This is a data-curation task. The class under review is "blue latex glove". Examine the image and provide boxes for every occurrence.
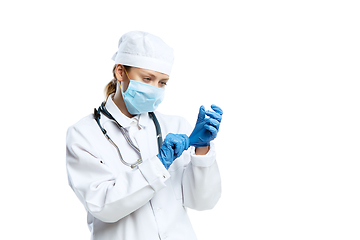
[189,104,223,147]
[157,133,189,169]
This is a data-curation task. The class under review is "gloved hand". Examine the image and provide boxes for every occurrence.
[157,133,190,169]
[189,104,223,147]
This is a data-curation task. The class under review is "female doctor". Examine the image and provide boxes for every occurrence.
[66,31,223,240]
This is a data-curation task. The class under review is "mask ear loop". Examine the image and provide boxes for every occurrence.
[118,67,131,92]
[117,80,123,92]
[124,68,131,79]
[118,68,131,92]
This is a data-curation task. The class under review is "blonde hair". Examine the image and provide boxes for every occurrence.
[104,65,131,100]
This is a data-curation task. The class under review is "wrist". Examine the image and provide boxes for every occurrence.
[195,145,210,155]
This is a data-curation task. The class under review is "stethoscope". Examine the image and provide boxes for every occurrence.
[94,102,163,169]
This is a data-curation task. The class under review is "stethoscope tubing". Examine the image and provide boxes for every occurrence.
[94,102,162,169]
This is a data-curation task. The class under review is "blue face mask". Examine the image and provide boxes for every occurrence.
[119,79,165,115]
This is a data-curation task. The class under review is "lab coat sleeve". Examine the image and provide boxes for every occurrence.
[182,142,221,210]
[66,125,170,223]
[175,115,221,211]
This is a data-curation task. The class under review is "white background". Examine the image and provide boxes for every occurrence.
[1,0,359,239]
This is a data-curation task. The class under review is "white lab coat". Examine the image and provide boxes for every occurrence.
[66,95,221,240]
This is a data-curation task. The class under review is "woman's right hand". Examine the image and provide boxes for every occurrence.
[157,133,189,169]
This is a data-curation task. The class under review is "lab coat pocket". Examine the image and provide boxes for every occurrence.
[169,158,184,200]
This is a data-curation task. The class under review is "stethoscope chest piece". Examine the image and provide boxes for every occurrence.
[131,159,143,169]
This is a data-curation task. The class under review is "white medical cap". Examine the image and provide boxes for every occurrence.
[112,31,174,75]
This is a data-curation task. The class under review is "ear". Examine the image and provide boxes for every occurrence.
[115,64,125,81]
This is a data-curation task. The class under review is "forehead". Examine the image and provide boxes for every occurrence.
[130,67,169,79]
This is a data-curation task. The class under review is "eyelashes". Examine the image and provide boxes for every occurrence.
[143,77,168,87]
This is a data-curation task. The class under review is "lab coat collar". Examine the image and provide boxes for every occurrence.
[105,94,152,129]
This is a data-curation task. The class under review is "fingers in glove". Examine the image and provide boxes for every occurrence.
[178,134,190,150]
[210,104,223,116]
[205,110,222,122]
[173,139,183,158]
[205,118,220,130]
[196,105,206,122]
[174,134,189,158]
[204,124,218,136]
[157,143,174,169]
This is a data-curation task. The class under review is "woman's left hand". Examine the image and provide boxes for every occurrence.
[189,104,223,147]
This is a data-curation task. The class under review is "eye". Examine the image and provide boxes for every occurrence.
[159,81,167,87]
[143,77,151,82]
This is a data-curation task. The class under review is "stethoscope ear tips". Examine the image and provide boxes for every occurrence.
[94,108,101,119]
[94,107,107,135]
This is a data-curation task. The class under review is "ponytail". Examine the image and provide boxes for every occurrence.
[104,65,131,100]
